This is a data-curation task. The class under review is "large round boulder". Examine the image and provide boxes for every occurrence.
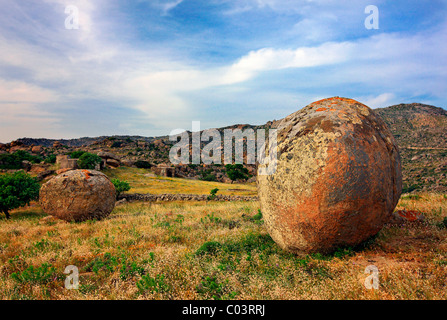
[257,97,402,254]
[40,170,116,222]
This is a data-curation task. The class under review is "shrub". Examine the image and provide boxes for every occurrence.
[134,160,152,169]
[0,171,41,219]
[77,152,102,169]
[225,164,249,181]
[136,274,169,294]
[207,188,219,200]
[11,263,58,284]
[0,153,21,169]
[44,154,57,164]
[14,150,43,164]
[0,151,42,169]
[201,174,217,182]
[68,150,86,159]
[252,209,262,221]
[195,241,222,256]
[111,179,131,198]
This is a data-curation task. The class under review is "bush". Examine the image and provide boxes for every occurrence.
[11,263,58,284]
[77,152,102,169]
[225,164,249,181]
[252,209,262,221]
[111,179,131,198]
[195,241,222,256]
[137,274,169,294]
[0,151,42,169]
[134,160,152,169]
[0,153,21,169]
[68,150,86,159]
[207,188,219,200]
[201,174,217,182]
[0,171,40,219]
[44,154,57,164]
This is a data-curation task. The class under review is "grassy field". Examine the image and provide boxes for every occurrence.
[0,191,446,300]
[103,167,257,196]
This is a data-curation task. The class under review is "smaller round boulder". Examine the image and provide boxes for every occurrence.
[40,170,116,222]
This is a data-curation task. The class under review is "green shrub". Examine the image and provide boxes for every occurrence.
[195,241,222,256]
[253,209,262,220]
[111,179,131,198]
[136,274,169,294]
[44,154,57,164]
[11,263,58,284]
[196,276,225,300]
[85,252,144,280]
[68,150,86,159]
[134,160,152,169]
[201,174,217,182]
[0,171,40,219]
[207,188,219,200]
[0,151,42,169]
[77,152,102,169]
[225,164,249,181]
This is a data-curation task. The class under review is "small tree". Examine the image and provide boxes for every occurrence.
[0,171,40,219]
[207,188,219,200]
[111,179,131,198]
[225,164,249,181]
[77,152,102,169]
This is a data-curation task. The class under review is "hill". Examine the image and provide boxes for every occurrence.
[374,103,447,148]
[374,103,447,193]
[5,102,447,193]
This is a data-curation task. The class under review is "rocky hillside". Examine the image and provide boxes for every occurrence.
[3,102,446,193]
[373,103,447,193]
[16,135,162,148]
[374,103,447,148]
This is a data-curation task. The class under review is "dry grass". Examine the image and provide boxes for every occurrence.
[103,167,257,196]
[0,193,446,300]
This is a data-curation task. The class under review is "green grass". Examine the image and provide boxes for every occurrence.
[103,167,257,196]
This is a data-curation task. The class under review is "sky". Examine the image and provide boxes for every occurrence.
[0,0,446,142]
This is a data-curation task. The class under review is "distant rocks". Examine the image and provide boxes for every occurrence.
[97,151,120,161]
[257,97,402,254]
[39,170,116,222]
[97,151,121,168]
[31,145,43,154]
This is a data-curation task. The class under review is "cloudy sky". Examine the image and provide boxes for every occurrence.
[0,0,446,142]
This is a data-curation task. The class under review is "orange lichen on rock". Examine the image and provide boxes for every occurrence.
[257,97,402,254]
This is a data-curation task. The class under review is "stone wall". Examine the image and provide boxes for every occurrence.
[118,193,258,202]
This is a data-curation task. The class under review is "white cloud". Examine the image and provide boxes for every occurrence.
[0,1,446,142]
[357,93,396,109]
[0,79,57,104]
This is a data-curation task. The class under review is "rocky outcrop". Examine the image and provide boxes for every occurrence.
[39,170,116,222]
[257,97,402,254]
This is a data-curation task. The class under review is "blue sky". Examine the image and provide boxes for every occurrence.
[0,0,446,142]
